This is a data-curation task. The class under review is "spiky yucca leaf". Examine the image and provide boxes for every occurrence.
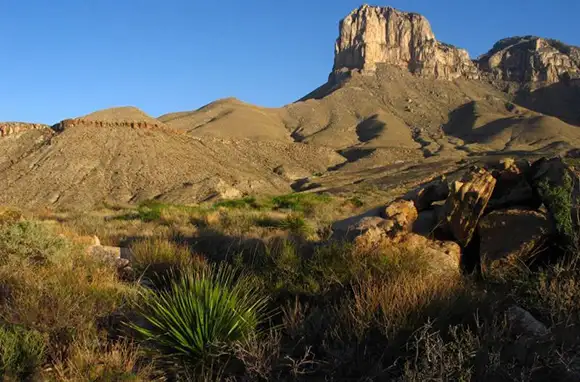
[129,264,269,365]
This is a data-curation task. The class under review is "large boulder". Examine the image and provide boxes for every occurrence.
[478,209,554,275]
[441,167,496,247]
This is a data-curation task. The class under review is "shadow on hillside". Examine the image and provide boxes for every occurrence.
[356,114,385,143]
[515,80,580,127]
[443,101,542,146]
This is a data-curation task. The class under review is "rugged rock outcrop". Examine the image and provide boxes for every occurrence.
[441,168,496,247]
[52,118,176,133]
[477,36,580,85]
[0,122,50,137]
[332,5,479,81]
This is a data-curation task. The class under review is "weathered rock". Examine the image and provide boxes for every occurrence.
[507,305,549,337]
[441,167,496,247]
[351,216,391,248]
[332,5,479,81]
[402,177,449,211]
[479,209,553,275]
[380,199,418,232]
[477,36,580,85]
[331,206,384,239]
[87,238,132,270]
[0,122,50,137]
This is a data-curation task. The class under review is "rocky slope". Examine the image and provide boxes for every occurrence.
[476,36,580,85]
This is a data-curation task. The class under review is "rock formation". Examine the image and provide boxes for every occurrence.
[332,156,578,275]
[477,36,580,85]
[0,122,50,137]
[52,118,176,133]
[332,4,479,81]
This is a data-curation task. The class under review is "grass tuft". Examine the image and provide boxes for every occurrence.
[128,263,270,369]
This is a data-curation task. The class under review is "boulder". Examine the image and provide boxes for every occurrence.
[331,206,384,239]
[87,236,132,270]
[352,216,391,249]
[380,199,418,232]
[441,167,496,247]
[507,305,549,337]
[479,209,553,275]
[391,233,461,273]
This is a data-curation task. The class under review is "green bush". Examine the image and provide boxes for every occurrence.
[129,264,270,368]
[213,197,260,210]
[0,326,46,379]
[136,200,167,222]
[537,175,577,252]
[271,193,331,215]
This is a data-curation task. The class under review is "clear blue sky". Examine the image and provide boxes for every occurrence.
[1,0,578,124]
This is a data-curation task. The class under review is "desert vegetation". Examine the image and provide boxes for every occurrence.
[1,172,580,381]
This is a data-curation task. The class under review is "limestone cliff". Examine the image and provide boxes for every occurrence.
[0,122,50,137]
[332,4,479,81]
[476,36,580,84]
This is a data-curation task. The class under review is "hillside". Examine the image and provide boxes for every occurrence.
[1,4,579,209]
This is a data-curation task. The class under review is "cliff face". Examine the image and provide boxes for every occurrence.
[0,122,50,137]
[332,5,479,80]
[477,36,580,84]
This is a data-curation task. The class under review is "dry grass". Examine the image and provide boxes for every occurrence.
[4,195,580,380]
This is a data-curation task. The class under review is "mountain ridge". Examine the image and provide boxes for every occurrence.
[1,4,579,209]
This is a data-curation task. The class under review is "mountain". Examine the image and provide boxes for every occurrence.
[1,4,579,209]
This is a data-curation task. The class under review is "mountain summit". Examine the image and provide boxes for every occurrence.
[332,5,479,81]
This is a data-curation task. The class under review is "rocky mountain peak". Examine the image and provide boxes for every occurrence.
[476,36,580,84]
[332,5,480,81]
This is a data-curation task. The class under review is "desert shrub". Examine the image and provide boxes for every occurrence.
[130,237,201,272]
[0,220,69,265]
[51,339,154,382]
[129,264,270,371]
[0,219,137,377]
[0,325,47,380]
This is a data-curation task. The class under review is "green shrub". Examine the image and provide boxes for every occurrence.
[129,264,270,368]
[271,193,331,215]
[0,326,46,379]
[213,197,260,210]
[136,200,167,222]
[537,175,577,252]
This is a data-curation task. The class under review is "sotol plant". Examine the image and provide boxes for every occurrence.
[128,264,270,367]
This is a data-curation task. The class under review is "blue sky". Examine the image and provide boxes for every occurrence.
[1,0,578,124]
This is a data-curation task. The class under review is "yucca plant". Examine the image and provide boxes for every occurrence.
[128,264,270,367]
